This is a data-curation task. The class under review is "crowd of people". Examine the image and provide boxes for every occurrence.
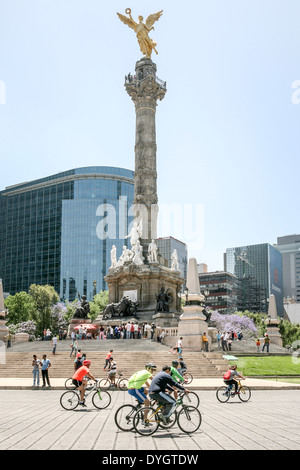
[216,330,271,353]
[217,330,244,351]
[69,322,157,341]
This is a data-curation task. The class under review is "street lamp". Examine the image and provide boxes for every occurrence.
[184,287,189,302]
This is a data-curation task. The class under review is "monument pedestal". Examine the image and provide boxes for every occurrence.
[266,320,283,347]
[177,258,214,351]
[0,316,9,343]
[178,297,212,351]
[265,294,283,347]
[105,263,183,324]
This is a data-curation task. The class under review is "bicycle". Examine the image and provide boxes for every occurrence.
[60,381,111,410]
[132,391,202,436]
[216,379,251,403]
[182,371,193,384]
[114,401,144,432]
[98,372,128,391]
[64,376,94,390]
[167,386,200,408]
[114,395,185,433]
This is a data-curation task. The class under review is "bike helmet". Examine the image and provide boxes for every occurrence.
[83,360,91,366]
[145,363,157,370]
[172,360,179,367]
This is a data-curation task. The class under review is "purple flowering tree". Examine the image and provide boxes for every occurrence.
[8,320,37,341]
[210,310,257,338]
[51,302,69,332]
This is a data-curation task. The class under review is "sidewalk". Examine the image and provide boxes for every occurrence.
[0,377,299,390]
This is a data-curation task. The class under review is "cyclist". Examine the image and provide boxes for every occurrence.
[169,360,185,400]
[178,356,187,375]
[223,364,245,395]
[72,359,98,406]
[149,365,189,423]
[170,360,184,382]
[128,363,157,405]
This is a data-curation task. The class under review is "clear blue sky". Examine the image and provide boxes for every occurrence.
[1,0,300,271]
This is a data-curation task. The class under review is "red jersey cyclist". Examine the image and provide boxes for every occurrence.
[72,359,98,406]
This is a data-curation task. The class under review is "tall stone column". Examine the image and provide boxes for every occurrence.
[125,58,166,260]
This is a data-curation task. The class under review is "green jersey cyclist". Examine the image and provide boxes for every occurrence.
[127,363,157,406]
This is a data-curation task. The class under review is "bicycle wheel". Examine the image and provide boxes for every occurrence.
[60,390,80,410]
[183,372,193,384]
[114,404,136,431]
[238,386,251,402]
[216,386,230,403]
[92,390,111,410]
[118,378,129,391]
[177,406,201,434]
[98,378,111,390]
[64,378,76,390]
[158,410,177,429]
[182,391,200,408]
[133,406,160,436]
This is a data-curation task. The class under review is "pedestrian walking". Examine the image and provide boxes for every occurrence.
[256,338,261,353]
[40,354,51,387]
[70,338,78,357]
[51,334,58,355]
[103,349,113,371]
[32,355,40,388]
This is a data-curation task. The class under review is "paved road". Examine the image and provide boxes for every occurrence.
[0,389,299,451]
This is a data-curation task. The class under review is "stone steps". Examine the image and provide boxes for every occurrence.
[0,349,225,379]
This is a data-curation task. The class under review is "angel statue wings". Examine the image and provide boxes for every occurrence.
[117,8,163,58]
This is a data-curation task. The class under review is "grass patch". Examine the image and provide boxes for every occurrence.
[229,356,300,376]
[265,378,300,384]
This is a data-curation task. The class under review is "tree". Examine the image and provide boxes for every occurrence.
[210,310,258,338]
[51,302,69,333]
[279,319,300,347]
[29,284,59,334]
[4,292,36,326]
[89,291,109,321]
[236,310,267,336]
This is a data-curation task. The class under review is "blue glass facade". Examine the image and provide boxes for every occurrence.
[0,167,134,300]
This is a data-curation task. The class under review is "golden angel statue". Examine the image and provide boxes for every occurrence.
[117,8,163,58]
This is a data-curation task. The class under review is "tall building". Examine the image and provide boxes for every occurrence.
[156,236,188,283]
[0,166,134,300]
[199,271,240,314]
[225,243,284,316]
[197,263,208,274]
[275,234,300,303]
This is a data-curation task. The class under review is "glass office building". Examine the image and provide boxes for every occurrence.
[225,243,284,317]
[0,166,134,300]
[275,234,300,303]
